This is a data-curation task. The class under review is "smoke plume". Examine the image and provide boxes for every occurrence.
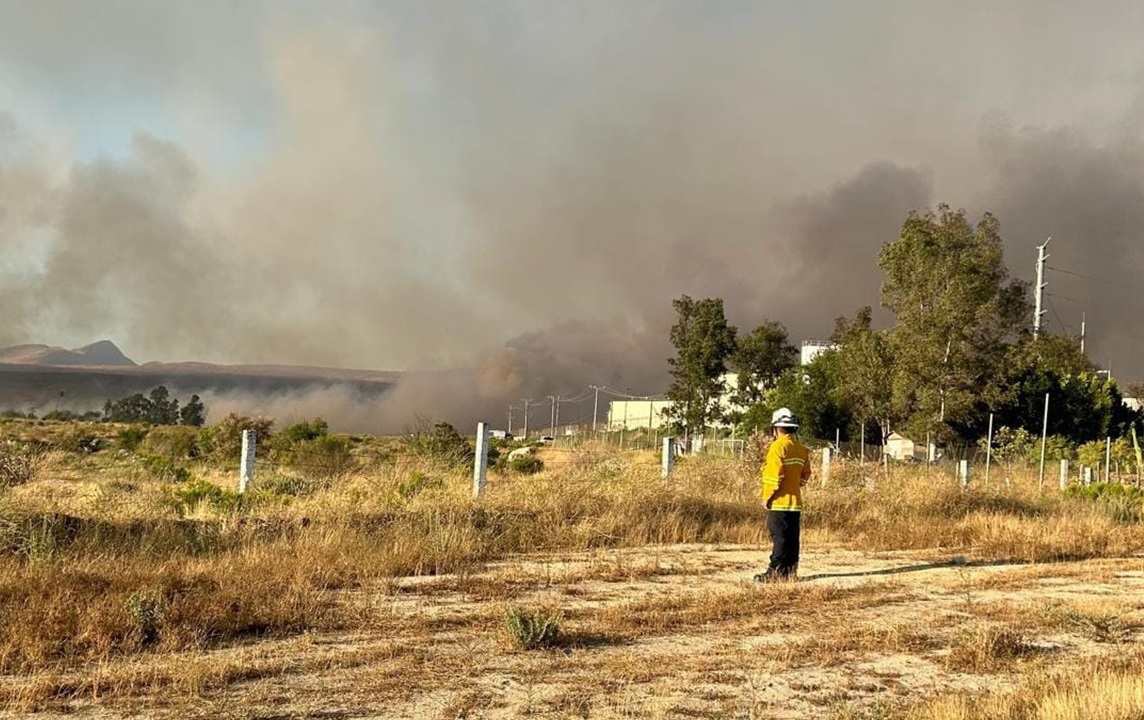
[2,1,1144,429]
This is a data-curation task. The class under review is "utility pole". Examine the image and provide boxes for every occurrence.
[554,396,561,436]
[1033,237,1050,339]
[548,396,556,436]
[507,406,514,435]
[1080,312,1086,353]
[590,385,601,433]
[520,398,532,439]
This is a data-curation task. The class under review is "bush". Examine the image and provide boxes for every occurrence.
[288,435,354,479]
[509,455,544,475]
[56,427,103,454]
[397,470,445,501]
[142,455,192,483]
[203,414,274,462]
[142,426,200,460]
[1065,482,1144,523]
[116,426,149,453]
[405,421,473,468]
[166,479,245,516]
[503,606,562,650]
[0,442,45,487]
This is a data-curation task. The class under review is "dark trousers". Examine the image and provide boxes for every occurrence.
[767,510,801,576]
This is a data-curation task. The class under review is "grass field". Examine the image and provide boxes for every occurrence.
[0,419,1141,718]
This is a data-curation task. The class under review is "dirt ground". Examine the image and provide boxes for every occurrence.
[5,544,1143,719]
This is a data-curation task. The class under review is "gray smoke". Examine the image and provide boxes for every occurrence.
[2,1,1144,430]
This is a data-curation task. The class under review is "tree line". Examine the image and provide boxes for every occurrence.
[665,204,1143,451]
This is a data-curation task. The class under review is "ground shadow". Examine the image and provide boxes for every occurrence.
[799,557,1037,581]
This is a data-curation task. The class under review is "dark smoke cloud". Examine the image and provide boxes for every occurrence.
[2,2,1144,430]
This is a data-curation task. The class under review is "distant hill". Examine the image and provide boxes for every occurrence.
[0,341,400,423]
[0,341,136,367]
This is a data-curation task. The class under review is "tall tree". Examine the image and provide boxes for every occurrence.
[879,206,1030,440]
[829,306,894,439]
[179,395,207,427]
[665,295,737,437]
[731,320,798,406]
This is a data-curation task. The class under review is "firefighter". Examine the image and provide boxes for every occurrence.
[754,407,810,582]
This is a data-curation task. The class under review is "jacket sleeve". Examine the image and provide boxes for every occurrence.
[801,449,812,483]
[761,442,783,503]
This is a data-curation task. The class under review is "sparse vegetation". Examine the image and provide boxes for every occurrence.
[0,417,1140,716]
[503,606,563,650]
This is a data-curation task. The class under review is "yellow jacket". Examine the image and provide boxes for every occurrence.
[761,433,810,511]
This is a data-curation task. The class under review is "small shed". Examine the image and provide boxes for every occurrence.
[885,432,922,461]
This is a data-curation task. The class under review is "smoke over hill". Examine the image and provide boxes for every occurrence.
[1,2,1143,430]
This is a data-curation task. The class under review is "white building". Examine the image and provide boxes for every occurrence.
[801,340,836,366]
[606,373,754,431]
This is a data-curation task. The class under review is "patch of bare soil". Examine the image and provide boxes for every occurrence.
[5,545,1143,719]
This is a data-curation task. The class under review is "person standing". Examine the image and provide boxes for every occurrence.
[755,407,810,582]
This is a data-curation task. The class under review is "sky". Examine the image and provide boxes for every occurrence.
[2,1,1144,424]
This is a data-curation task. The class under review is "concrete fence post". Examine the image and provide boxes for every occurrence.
[239,429,255,493]
[957,459,969,489]
[820,447,832,487]
[1059,459,1069,491]
[473,422,489,498]
[661,437,676,479]
[1082,466,1094,486]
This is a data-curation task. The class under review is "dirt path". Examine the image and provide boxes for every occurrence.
[7,545,1144,719]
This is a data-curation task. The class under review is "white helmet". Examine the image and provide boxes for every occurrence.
[771,407,800,429]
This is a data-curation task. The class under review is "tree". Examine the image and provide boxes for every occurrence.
[879,205,1030,440]
[179,395,206,427]
[749,354,851,440]
[731,321,798,406]
[665,295,738,436]
[147,386,180,425]
[829,307,893,440]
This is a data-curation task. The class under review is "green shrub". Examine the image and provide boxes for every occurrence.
[1065,482,1144,523]
[277,418,329,446]
[397,470,445,500]
[256,473,327,498]
[142,455,192,483]
[405,421,474,468]
[503,606,562,650]
[167,479,245,516]
[56,427,103,454]
[125,590,164,645]
[509,455,544,475]
[288,435,354,479]
[116,426,149,453]
[142,426,200,459]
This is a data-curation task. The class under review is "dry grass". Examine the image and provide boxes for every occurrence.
[0,426,1141,715]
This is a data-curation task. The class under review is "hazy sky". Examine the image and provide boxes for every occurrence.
[3,1,1144,402]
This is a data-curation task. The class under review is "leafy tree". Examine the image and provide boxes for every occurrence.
[104,393,151,424]
[744,354,852,440]
[665,295,738,436]
[731,321,798,406]
[829,307,893,440]
[179,395,206,427]
[879,205,1030,440]
[147,386,180,425]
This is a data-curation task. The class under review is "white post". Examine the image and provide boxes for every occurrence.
[1105,437,1112,484]
[958,459,969,489]
[473,422,489,497]
[661,437,676,479]
[1038,393,1049,492]
[984,412,994,486]
[239,429,255,493]
[1059,459,1069,491]
[821,446,832,487]
[1082,466,1094,486]
[860,423,865,463]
